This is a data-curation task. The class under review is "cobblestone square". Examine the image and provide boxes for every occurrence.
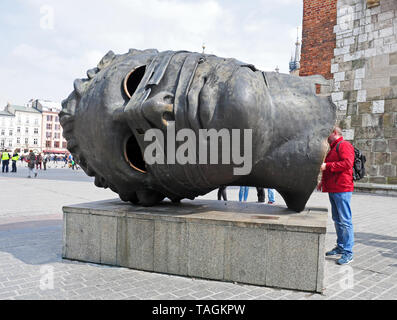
[0,167,396,300]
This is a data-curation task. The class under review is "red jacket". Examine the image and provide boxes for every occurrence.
[321,137,355,193]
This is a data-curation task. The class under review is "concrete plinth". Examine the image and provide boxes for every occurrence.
[62,199,328,293]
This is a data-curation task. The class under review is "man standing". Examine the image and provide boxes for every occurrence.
[318,126,355,265]
[11,151,19,173]
[1,149,10,173]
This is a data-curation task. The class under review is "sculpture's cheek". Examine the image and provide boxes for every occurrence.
[214,68,263,130]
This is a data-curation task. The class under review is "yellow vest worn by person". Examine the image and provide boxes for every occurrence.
[12,154,19,161]
[1,152,10,161]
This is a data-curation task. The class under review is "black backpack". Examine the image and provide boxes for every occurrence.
[336,141,366,181]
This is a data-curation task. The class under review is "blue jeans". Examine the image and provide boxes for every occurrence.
[268,189,275,202]
[329,192,354,255]
[239,186,249,201]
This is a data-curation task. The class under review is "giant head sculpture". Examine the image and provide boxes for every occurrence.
[60,49,336,212]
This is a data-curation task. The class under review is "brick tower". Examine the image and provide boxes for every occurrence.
[300,0,397,186]
[300,0,337,80]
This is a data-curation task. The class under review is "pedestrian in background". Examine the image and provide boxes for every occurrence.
[217,186,227,201]
[36,153,43,170]
[256,187,276,204]
[267,189,275,204]
[27,150,37,178]
[43,154,48,170]
[1,149,10,173]
[11,151,19,173]
[238,186,249,202]
[318,126,355,265]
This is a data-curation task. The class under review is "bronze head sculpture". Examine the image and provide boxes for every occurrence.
[60,49,336,212]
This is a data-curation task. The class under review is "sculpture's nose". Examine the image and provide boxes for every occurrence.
[142,91,175,129]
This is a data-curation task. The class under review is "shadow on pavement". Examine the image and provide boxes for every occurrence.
[355,232,397,260]
[0,219,63,265]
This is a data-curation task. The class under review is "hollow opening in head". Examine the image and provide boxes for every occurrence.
[124,65,146,98]
[124,135,147,173]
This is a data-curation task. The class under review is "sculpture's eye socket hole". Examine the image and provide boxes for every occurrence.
[124,135,147,173]
[124,65,146,98]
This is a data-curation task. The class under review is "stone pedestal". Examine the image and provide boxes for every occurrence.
[62,199,328,293]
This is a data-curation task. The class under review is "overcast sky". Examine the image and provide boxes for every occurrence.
[0,0,302,108]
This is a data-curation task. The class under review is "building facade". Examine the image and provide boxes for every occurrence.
[300,0,397,185]
[0,99,68,155]
[0,104,42,153]
[31,99,68,154]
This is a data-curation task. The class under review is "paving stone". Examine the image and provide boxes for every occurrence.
[190,289,214,299]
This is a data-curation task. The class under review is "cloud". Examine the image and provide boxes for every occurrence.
[1,0,302,106]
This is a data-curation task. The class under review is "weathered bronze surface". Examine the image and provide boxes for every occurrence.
[60,49,336,212]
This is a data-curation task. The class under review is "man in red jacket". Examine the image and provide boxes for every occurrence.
[317,126,355,265]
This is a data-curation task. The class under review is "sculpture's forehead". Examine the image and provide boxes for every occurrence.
[114,50,158,68]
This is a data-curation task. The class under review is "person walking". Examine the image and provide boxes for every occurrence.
[217,186,227,201]
[238,186,249,202]
[27,150,38,178]
[11,151,19,173]
[318,126,355,265]
[1,149,10,173]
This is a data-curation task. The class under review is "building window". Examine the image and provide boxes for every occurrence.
[34,138,38,145]
[47,115,53,122]
[46,123,52,130]
[55,124,60,131]
[34,128,39,135]
[25,127,29,134]
[34,119,39,126]
[0,140,4,147]
[62,141,67,149]
[25,138,29,144]
[17,137,20,144]
[8,140,12,147]
[17,127,21,133]
[9,130,13,136]
[26,117,30,124]
[55,116,59,122]
[54,133,60,139]
[1,129,4,136]
[54,141,60,148]
[46,141,51,148]
[46,132,51,138]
